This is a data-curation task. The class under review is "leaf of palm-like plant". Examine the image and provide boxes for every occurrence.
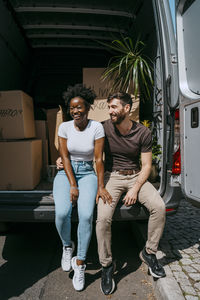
[99,35,153,100]
[114,39,128,52]
[143,59,153,84]
[139,59,150,98]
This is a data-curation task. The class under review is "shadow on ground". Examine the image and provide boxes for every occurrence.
[0,221,143,299]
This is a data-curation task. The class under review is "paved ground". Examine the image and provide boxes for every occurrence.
[1,198,199,300]
[139,198,200,300]
[0,221,156,300]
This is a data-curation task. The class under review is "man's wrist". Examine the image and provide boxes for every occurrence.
[134,180,143,190]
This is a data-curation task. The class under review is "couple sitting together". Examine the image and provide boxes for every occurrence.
[53,84,166,294]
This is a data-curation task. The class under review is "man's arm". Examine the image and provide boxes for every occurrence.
[123,152,152,206]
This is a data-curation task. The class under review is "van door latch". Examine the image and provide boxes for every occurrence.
[191,107,199,128]
[171,55,178,64]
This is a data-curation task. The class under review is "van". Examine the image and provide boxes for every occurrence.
[0,0,199,225]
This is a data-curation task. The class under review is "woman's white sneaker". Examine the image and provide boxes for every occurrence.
[71,256,86,291]
[61,241,75,271]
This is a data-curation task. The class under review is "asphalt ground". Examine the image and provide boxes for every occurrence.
[0,221,156,300]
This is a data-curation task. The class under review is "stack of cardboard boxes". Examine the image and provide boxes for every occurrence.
[0,91,43,190]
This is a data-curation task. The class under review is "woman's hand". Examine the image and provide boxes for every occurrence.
[96,187,112,204]
[70,187,79,205]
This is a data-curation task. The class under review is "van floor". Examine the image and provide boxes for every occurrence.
[35,180,53,191]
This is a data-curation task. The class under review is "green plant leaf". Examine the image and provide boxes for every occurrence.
[98,35,153,100]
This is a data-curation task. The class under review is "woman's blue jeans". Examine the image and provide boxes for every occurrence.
[53,160,97,261]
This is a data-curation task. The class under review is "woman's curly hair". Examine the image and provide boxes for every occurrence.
[63,84,97,109]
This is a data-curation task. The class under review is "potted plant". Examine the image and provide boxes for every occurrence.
[141,120,162,183]
[99,36,154,101]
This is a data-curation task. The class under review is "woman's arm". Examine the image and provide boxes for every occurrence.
[94,137,112,204]
[58,136,79,204]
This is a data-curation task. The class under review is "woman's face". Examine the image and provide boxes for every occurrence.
[69,97,89,125]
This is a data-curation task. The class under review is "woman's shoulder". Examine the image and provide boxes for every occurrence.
[59,120,73,128]
[58,120,74,133]
[89,119,104,128]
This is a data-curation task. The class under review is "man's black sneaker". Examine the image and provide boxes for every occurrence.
[139,248,166,278]
[100,262,116,295]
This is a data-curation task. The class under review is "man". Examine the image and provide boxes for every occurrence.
[56,91,166,295]
[96,92,166,295]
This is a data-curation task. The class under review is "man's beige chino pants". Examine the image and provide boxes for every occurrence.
[96,171,166,267]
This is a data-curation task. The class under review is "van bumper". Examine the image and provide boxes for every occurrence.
[0,203,150,222]
[0,186,181,222]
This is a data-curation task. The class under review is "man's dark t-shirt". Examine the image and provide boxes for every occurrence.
[103,119,152,172]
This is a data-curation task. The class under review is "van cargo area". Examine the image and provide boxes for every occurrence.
[0,0,182,222]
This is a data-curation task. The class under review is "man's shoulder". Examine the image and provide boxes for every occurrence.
[135,121,151,134]
[102,119,111,127]
[102,119,113,134]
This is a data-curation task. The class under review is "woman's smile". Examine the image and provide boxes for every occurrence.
[69,97,89,130]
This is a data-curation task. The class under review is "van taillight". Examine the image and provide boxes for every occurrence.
[172,146,181,174]
[172,109,181,175]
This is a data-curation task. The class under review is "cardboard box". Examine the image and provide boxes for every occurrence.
[129,96,140,123]
[0,139,42,190]
[83,68,140,122]
[54,106,63,151]
[54,106,69,150]
[0,90,36,139]
[88,99,109,122]
[35,120,49,178]
[83,68,110,99]
[46,108,59,164]
[88,97,140,123]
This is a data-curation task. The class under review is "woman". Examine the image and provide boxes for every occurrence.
[53,84,111,291]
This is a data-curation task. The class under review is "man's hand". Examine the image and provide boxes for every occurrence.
[123,187,138,207]
[56,157,64,170]
[96,187,112,205]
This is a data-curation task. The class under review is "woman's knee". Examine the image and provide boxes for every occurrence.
[79,211,94,225]
[56,208,71,222]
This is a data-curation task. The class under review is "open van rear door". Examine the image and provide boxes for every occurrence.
[177,0,200,206]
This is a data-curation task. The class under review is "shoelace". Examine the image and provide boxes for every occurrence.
[64,247,72,261]
[150,255,161,270]
[77,266,85,282]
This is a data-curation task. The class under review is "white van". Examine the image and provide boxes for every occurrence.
[0,0,199,224]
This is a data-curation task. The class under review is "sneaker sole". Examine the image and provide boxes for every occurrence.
[100,279,115,295]
[72,277,84,292]
[139,251,164,279]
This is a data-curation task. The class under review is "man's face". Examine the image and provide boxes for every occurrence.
[108,98,128,124]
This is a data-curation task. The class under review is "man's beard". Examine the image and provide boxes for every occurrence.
[110,110,126,124]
